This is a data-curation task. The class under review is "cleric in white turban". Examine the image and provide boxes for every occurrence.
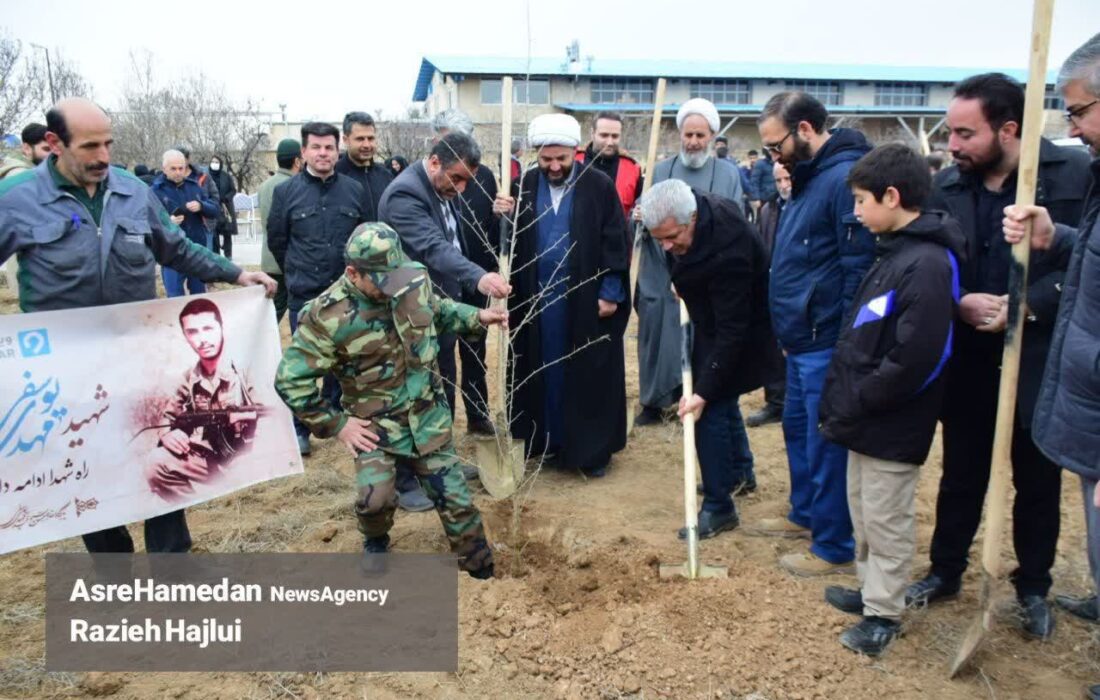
[527,113,582,149]
[493,111,631,478]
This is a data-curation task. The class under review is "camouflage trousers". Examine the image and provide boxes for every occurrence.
[145,445,225,503]
[355,439,492,572]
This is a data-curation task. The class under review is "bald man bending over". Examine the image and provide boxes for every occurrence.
[0,98,275,554]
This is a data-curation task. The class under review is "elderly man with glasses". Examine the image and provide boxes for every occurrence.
[748,91,875,578]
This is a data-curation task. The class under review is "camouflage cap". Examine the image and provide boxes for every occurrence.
[346,222,405,270]
[346,223,423,296]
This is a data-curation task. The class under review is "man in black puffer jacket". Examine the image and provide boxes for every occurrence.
[640,179,773,540]
[818,144,965,658]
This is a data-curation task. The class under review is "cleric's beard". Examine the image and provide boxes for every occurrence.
[680,147,710,169]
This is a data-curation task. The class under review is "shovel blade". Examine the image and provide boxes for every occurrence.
[474,436,526,499]
[658,562,728,580]
[949,571,997,677]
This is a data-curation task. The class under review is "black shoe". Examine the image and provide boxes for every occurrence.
[1055,594,1099,623]
[731,476,757,495]
[745,405,783,428]
[361,535,390,575]
[467,419,495,436]
[696,477,757,496]
[397,485,434,512]
[633,406,664,426]
[296,433,312,456]
[678,510,739,540]
[468,563,495,580]
[1087,684,1100,700]
[462,464,480,481]
[582,464,608,478]
[1019,594,1056,640]
[839,616,900,657]
[905,573,961,607]
[825,586,864,615]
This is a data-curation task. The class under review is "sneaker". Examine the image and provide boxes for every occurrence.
[1018,594,1056,640]
[747,517,811,539]
[839,616,900,657]
[678,510,739,540]
[633,405,664,426]
[745,405,783,428]
[905,573,961,607]
[825,585,864,615]
[468,563,495,580]
[397,485,434,512]
[779,551,855,577]
[1055,594,1099,623]
[296,433,312,456]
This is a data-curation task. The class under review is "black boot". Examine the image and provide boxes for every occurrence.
[1018,595,1055,640]
[468,563,495,580]
[1087,683,1100,700]
[825,586,864,615]
[1055,594,1099,623]
[678,510,738,540]
[745,404,783,428]
[905,573,961,607]
[361,534,390,575]
[839,616,900,657]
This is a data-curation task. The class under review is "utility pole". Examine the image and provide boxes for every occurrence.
[30,43,57,104]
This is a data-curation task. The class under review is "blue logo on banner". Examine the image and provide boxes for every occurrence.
[18,329,51,357]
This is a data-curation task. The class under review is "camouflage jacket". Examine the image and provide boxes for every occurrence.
[275,263,485,456]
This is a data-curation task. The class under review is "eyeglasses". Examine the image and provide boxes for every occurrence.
[763,130,795,155]
[1063,99,1098,125]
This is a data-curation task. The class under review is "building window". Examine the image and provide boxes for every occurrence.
[480,78,550,105]
[1044,85,1064,110]
[590,78,655,104]
[874,82,928,107]
[784,79,843,105]
[689,79,751,104]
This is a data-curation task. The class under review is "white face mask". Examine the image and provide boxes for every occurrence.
[209,162,221,171]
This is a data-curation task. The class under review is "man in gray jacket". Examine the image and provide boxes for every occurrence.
[379,131,510,508]
[0,97,275,553]
[1005,32,1100,700]
[379,131,510,415]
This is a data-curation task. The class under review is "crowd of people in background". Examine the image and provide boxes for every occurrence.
[1,31,1099,698]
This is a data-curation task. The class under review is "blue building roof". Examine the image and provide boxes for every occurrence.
[413,55,1056,101]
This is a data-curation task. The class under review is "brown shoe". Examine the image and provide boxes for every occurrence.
[747,517,811,539]
[779,551,855,577]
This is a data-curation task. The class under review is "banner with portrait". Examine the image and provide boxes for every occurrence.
[0,286,303,554]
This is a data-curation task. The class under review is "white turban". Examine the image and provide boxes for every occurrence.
[528,113,581,148]
[676,98,720,133]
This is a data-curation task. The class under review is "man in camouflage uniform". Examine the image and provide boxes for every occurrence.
[145,298,261,501]
[275,223,505,578]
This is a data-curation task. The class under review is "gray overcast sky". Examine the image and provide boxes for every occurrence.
[4,0,1099,121]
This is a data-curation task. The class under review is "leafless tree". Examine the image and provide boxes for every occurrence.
[374,106,433,164]
[109,51,272,190]
[0,31,43,138]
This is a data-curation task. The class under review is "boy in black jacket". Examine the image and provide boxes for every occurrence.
[817,143,965,656]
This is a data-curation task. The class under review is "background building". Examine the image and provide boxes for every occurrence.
[412,43,1069,170]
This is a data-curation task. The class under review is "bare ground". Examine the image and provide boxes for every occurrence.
[0,283,1096,700]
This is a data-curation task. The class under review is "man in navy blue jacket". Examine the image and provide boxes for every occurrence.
[152,149,222,297]
[750,92,875,577]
